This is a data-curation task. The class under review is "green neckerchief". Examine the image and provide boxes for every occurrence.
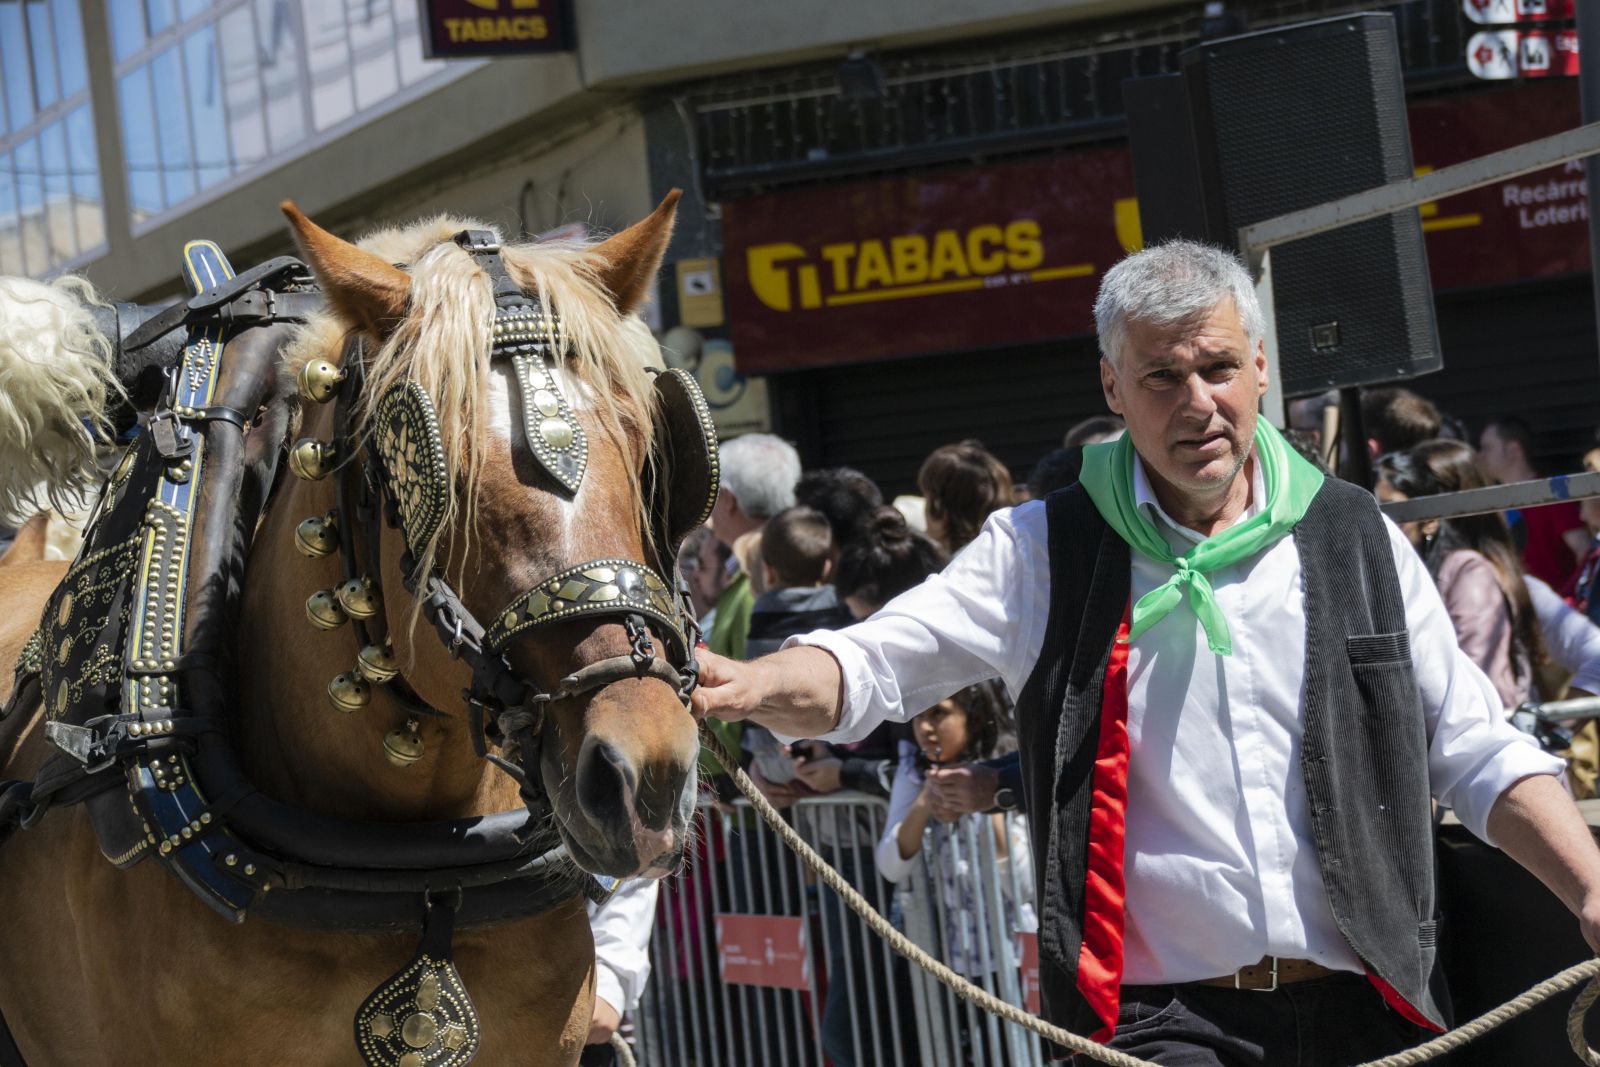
[1078,420,1324,655]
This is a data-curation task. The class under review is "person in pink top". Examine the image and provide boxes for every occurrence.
[1376,441,1547,711]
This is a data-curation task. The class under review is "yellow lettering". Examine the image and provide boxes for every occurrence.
[821,244,857,292]
[797,265,822,309]
[890,236,929,284]
[928,230,968,280]
[853,240,893,289]
[1004,220,1043,271]
[746,243,810,312]
[966,225,1005,274]
[444,17,464,41]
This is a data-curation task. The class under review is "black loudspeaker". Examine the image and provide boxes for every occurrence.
[1128,14,1442,397]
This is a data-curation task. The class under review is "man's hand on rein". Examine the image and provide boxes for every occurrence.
[689,645,848,741]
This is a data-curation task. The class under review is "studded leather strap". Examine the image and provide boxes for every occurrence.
[483,559,686,659]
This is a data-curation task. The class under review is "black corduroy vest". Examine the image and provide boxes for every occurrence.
[1016,479,1449,1039]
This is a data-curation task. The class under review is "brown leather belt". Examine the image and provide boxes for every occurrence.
[1195,956,1340,991]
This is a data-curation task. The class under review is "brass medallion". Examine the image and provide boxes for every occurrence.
[355,956,479,1067]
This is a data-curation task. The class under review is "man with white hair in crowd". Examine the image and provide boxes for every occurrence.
[703,432,801,660]
[690,240,1600,1064]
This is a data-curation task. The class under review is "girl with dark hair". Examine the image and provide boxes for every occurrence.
[917,439,1014,555]
[1375,439,1547,709]
[875,682,1034,980]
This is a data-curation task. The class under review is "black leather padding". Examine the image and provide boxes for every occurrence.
[647,368,720,567]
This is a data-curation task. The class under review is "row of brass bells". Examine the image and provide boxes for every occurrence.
[357,642,398,683]
[289,438,336,481]
[296,359,347,405]
[336,577,381,620]
[294,512,339,558]
[327,671,371,713]
[384,717,425,767]
[306,589,348,630]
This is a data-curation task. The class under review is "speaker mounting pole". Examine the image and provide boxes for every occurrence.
[1580,0,1600,375]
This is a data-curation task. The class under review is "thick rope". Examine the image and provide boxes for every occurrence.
[698,724,1600,1067]
[609,1032,637,1067]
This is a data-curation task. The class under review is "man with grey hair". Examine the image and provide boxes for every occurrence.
[691,240,1600,1064]
[704,432,801,659]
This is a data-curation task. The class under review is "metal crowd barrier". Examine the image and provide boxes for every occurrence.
[634,792,1043,1067]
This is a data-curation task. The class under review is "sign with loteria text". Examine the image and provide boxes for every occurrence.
[715,914,810,990]
[723,148,1134,373]
[1408,80,1589,288]
[419,0,574,58]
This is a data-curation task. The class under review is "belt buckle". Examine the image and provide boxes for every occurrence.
[1236,956,1279,992]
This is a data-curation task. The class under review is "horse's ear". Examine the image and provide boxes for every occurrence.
[591,190,681,316]
[280,200,410,338]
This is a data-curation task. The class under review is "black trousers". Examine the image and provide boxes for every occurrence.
[576,1043,615,1067]
[1110,974,1430,1067]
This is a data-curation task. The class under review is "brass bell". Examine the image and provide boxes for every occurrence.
[383,717,425,767]
[357,642,398,684]
[294,513,339,558]
[305,589,349,630]
[288,438,336,481]
[336,577,382,620]
[296,359,347,405]
[327,671,371,713]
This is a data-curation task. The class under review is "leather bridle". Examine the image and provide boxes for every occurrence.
[321,229,701,801]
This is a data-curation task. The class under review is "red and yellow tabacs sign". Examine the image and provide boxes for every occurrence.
[724,148,1136,373]
[724,81,1589,375]
[420,0,573,57]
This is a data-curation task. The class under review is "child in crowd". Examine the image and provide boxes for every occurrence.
[876,681,1036,978]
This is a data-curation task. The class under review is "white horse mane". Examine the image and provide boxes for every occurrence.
[0,274,121,527]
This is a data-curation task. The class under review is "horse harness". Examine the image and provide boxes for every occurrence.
[0,234,720,1067]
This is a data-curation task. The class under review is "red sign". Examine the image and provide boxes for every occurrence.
[724,82,1588,374]
[1017,933,1041,1016]
[715,914,811,990]
[1408,81,1589,288]
[1467,29,1579,78]
[1463,0,1575,25]
[420,0,574,58]
[724,149,1135,373]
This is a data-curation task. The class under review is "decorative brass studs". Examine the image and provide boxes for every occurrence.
[383,717,425,767]
[539,417,574,451]
[296,358,347,404]
[288,438,336,481]
[336,577,382,620]
[328,671,372,713]
[306,589,349,630]
[357,642,399,684]
[294,513,339,558]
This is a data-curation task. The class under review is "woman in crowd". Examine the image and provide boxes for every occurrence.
[917,439,1013,556]
[1375,439,1547,710]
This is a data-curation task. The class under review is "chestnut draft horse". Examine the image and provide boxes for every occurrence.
[0,195,703,1066]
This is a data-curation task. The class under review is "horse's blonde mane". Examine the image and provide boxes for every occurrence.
[0,274,122,525]
[285,216,660,583]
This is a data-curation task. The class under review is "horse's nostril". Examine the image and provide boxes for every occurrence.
[577,738,636,823]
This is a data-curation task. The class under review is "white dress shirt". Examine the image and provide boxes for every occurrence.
[788,457,1562,984]
[1528,576,1600,696]
[588,876,660,1013]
